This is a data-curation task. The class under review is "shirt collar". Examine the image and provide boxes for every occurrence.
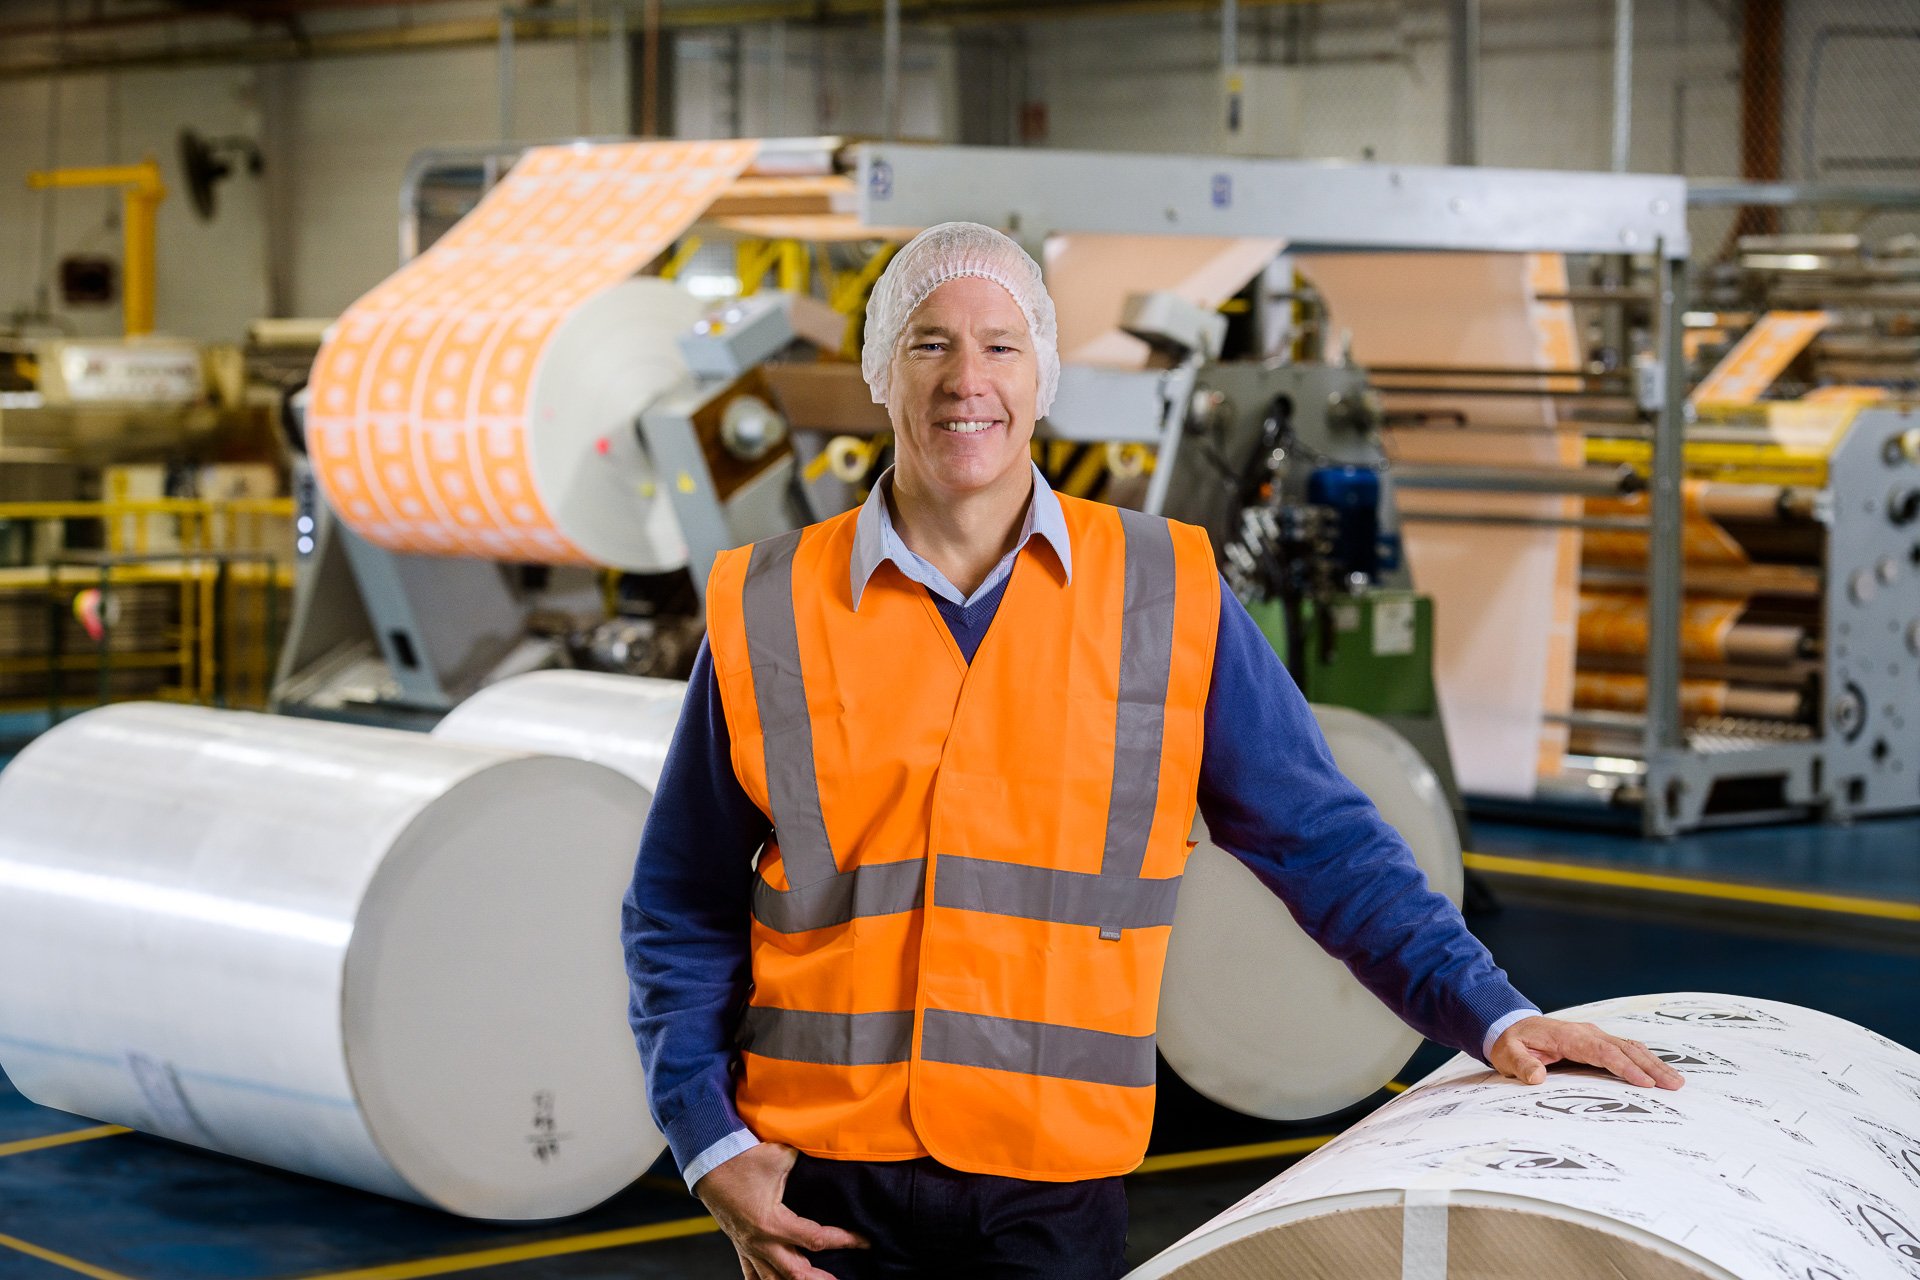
[850,459,1073,611]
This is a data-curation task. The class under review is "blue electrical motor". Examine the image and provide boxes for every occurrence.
[1305,465,1395,581]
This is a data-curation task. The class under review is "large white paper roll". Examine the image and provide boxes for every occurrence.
[1131,992,1920,1280]
[1158,705,1463,1121]
[432,670,688,794]
[0,703,657,1220]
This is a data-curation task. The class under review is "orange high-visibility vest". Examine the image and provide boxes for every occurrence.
[705,493,1218,1181]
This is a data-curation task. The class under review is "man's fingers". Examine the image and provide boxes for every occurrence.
[1492,1019,1688,1091]
[758,1242,840,1280]
[1594,1039,1655,1088]
[771,1204,870,1252]
[1492,1038,1548,1085]
[1618,1038,1686,1089]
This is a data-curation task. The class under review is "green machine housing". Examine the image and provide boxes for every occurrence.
[1247,590,1437,719]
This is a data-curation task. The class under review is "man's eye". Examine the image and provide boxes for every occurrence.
[988,345,1016,354]
[914,342,946,353]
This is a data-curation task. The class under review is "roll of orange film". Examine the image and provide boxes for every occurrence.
[1584,480,1751,569]
[1575,670,1731,720]
[1573,672,1801,723]
[305,140,759,567]
[1578,591,1747,663]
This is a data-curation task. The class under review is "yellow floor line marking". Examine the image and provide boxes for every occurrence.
[1133,1134,1333,1175]
[1464,851,1920,923]
[293,1216,721,1280]
[0,1232,139,1280]
[0,1124,131,1159]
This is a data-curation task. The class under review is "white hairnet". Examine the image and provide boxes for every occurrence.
[860,221,1060,417]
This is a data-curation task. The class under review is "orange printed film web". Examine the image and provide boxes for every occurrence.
[1583,480,1750,569]
[305,139,759,564]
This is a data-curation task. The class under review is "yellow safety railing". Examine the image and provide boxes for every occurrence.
[0,498,295,716]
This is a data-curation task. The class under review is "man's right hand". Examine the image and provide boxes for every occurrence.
[694,1141,869,1280]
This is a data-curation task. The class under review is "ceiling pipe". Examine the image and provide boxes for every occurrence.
[1609,0,1632,172]
[881,0,900,139]
[0,0,1366,81]
[0,0,487,42]
[1446,0,1477,165]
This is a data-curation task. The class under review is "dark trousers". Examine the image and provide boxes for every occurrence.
[781,1152,1129,1279]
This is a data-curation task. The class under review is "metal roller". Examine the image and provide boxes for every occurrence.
[1393,463,1643,499]
[0,704,657,1219]
[1695,482,1820,523]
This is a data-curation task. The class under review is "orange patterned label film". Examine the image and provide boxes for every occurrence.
[1578,590,1746,662]
[305,139,759,563]
[1583,480,1751,569]
[1574,671,1728,719]
[1690,311,1832,407]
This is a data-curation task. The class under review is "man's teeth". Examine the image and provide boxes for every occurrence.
[937,420,998,434]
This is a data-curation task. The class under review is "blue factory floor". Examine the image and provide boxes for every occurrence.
[3,806,1919,1278]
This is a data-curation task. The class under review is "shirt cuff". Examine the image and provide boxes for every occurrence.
[681,1127,761,1191]
[1480,1005,1541,1061]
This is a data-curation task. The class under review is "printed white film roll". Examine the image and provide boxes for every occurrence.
[1130,992,1920,1280]
[1158,705,1464,1121]
[0,703,657,1220]
[304,139,757,568]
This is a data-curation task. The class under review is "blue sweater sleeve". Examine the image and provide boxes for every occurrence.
[1196,575,1536,1060]
[621,637,768,1180]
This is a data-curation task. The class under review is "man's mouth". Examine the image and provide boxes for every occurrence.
[936,420,1001,435]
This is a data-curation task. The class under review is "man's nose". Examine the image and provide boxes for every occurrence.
[941,346,993,400]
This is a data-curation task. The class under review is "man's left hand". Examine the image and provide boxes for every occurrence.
[1489,1015,1685,1090]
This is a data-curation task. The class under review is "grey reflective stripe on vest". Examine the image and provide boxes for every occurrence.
[1101,510,1177,880]
[743,530,839,889]
[753,858,927,935]
[932,856,1178,930]
[738,1006,913,1066]
[920,1009,1157,1088]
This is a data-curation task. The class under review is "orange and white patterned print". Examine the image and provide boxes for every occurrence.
[1690,311,1832,408]
[305,139,759,564]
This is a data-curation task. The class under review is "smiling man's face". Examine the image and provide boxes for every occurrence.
[886,275,1039,502]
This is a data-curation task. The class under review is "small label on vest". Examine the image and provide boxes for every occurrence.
[1098,924,1122,942]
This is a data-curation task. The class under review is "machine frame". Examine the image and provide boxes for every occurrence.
[850,144,1735,837]
[305,138,1920,836]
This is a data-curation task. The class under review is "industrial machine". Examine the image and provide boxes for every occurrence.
[273,282,831,721]
[271,139,1649,818]
[277,137,1920,836]
[846,148,1920,835]
[1551,401,1920,829]
[0,336,220,467]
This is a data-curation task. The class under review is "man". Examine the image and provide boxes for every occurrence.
[623,222,1683,1280]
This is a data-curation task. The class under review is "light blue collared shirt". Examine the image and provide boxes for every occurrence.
[849,460,1073,611]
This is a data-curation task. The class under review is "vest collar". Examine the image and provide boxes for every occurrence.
[849,460,1073,611]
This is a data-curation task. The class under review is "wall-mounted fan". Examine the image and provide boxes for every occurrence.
[178,128,264,220]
